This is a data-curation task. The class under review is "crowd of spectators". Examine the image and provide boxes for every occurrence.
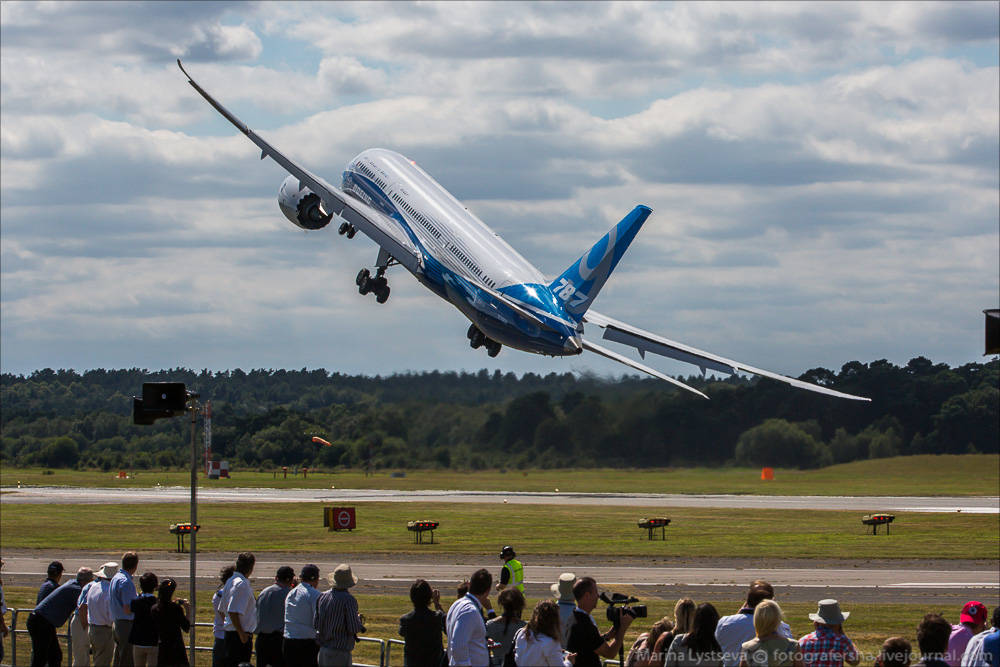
[0,554,996,667]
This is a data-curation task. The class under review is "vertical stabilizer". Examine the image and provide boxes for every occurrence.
[549,205,652,322]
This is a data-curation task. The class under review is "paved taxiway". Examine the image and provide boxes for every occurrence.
[3,486,998,513]
[1,552,995,605]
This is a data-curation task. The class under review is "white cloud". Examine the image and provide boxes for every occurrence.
[1,1,997,380]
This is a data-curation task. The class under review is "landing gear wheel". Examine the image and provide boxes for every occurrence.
[359,276,372,295]
[339,222,351,236]
[356,268,370,287]
[376,286,391,304]
[470,330,485,349]
[487,340,502,358]
[467,324,479,340]
[346,227,357,239]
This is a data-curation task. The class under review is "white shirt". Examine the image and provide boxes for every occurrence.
[962,628,998,667]
[212,588,226,639]
[446,593,490,667]
[83,579,113,627]
[515,627,572,667]
[716,610,792,667]
[223,572,258,634]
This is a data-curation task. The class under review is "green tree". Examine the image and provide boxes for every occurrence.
[734,419,830,469]
[42,436,79,468]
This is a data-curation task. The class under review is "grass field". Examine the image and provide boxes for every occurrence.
[2,454,999,496]
[1,501,997,560]
[0,585,974,667]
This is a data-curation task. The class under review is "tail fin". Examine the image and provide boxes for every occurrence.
[549,205,652,322]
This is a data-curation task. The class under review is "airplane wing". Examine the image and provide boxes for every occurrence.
[581,339,708,399]
[583,310,871,401]
[177,60,421,273]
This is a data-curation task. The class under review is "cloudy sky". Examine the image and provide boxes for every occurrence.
[2,1,998,383]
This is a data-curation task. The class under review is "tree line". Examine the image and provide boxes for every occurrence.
[1,357,996,472]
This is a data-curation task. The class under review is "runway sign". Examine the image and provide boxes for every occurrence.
[324,506,357,531]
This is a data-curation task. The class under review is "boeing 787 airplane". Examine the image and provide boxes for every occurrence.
[179,61,867,401]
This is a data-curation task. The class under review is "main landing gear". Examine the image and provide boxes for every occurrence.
[356,267,390,304]
[338,222,357,239]
[467,323,502,357]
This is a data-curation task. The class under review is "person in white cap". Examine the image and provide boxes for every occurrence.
[314,564,365,666]
[78,562,119,667]
[797,600,859,667]
[551,572,577,648]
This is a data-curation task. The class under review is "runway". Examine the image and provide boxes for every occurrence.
[3,486,998,513]
[2,552,995,604]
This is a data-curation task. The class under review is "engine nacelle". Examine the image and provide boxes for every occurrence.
[278,175,333,230]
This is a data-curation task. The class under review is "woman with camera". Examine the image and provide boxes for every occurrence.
[151,578,190,666]
[487,587,527,666]
[515,600,576,667]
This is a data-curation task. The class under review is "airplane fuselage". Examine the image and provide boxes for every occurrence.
[341,148,582,356]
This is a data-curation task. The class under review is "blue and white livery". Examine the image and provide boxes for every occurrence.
[180,61,868,402]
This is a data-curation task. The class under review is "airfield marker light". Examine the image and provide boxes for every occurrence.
[638,517,671,540]
[407,520,439,543]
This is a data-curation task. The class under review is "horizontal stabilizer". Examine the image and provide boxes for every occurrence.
[581,339,708,399]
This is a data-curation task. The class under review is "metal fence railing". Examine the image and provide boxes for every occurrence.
[4,612,391,667]
[384,637,405,666]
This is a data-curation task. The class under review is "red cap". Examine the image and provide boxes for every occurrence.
[961,601,987,625]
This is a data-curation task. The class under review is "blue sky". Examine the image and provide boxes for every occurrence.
[1,1,998,381]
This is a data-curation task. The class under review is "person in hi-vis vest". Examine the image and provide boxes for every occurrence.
[496,546,524,592]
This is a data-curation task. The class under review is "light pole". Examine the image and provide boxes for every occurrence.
[187,393,200,667]
[133,382,201,667]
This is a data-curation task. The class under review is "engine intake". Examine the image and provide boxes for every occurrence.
[278,175,333,230]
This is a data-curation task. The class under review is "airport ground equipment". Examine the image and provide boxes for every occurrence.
[638,517,671,540]
[169,522,200,552]
[407,520,439,544]
[862,513,895,534]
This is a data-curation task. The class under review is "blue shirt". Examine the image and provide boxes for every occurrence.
[983,631,999,667]
[109,569,137,620]
[284,582,321,639]
[34,579,84,628]
[256,583,291,634]
[36,578,59,604]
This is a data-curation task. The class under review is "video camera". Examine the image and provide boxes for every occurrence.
[600,591,647,628]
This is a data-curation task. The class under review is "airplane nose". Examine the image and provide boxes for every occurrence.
[563,336,583,354]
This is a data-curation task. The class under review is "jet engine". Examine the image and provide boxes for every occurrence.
[278,174,333,230]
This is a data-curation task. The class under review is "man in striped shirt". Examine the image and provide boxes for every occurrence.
[446,568,494,667]
[314,564,366,667]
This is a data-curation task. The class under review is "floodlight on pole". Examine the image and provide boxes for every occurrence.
[132,382,201,667]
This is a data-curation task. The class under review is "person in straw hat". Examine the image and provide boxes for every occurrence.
[79,562,119,666]
[315,564,366,666]
[551,572,577,648]
[796,600,859,667]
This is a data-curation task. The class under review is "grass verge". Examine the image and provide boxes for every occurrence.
[3,455,997,496]
[1,501,996,560]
